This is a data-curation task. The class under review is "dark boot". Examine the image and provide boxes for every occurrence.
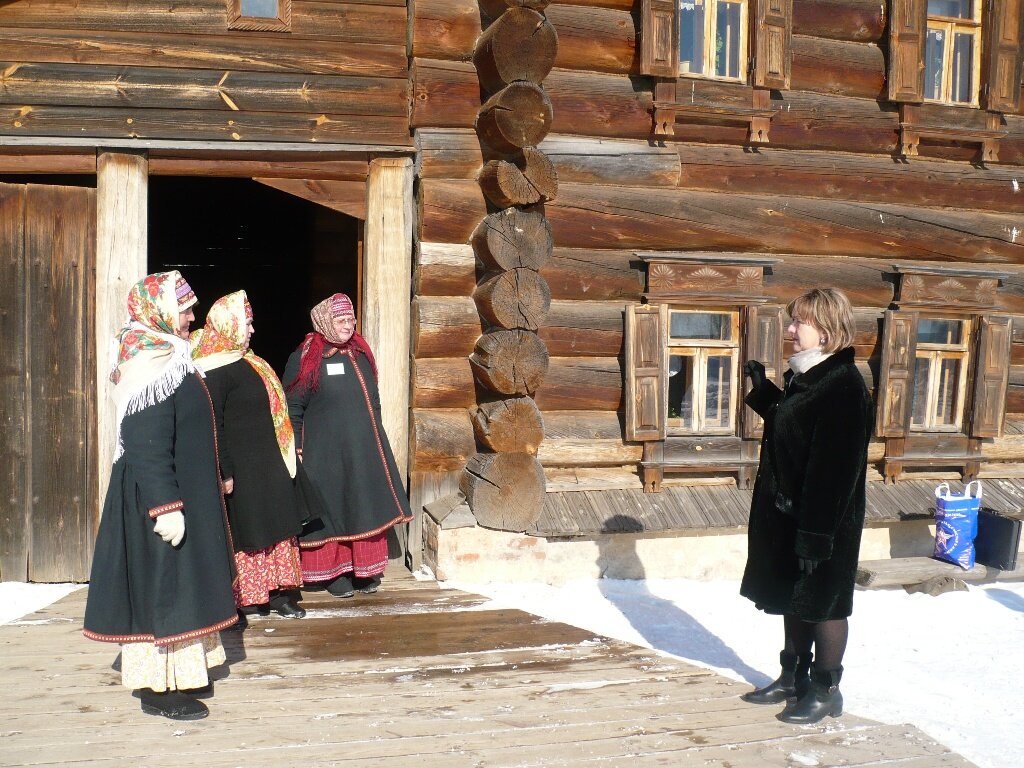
[777,665,843,724]
[327,574,355,598]
[741,651,811,705]
[137,689,209,720]
[354,575,381,594]
[268,592,306,618]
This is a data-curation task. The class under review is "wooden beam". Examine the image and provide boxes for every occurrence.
[363,157,414,486]
[253,178,367,219]
[149,155,368,180]
[95,151,147,516]
[0,151,95,174]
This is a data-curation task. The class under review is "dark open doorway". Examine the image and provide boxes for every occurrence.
[148,176,360,376]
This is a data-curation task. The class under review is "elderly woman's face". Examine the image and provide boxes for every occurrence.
[332,314,356,343]
[787,314,823,353]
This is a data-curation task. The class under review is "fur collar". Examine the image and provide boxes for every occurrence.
[784,346,856,391]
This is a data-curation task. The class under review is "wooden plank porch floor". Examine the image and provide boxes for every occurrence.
[1,569,977,768]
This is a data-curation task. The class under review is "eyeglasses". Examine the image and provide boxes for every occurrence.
[334,317,357,327]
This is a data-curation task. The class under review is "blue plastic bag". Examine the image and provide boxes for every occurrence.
[933,481,981,570]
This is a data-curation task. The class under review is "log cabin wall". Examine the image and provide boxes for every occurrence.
[0,0,411,147]
[411,0,1024,527]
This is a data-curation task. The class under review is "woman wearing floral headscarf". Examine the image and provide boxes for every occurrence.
[84,271,238,721]
[192,290,310,621]
[284,293,413,598]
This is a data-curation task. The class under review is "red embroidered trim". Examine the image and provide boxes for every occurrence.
[148,500,184,519]
[82,613,239,646]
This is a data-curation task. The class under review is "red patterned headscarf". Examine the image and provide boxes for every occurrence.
[286,293,377,393]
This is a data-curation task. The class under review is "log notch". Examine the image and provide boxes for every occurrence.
[460,451,546,532]
[460,0,560,532]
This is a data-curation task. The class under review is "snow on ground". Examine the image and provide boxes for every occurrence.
[3,578,1021,767]
[448,578,1024,768]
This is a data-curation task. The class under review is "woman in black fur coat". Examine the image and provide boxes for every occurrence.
[740,288,873,725]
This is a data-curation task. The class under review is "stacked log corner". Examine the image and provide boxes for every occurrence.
[459,1,559,533]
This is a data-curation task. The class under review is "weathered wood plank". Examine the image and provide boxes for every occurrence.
[0,27,408,78]
[0,61,409,116]
[254,178,367,219]
[857,556,1024,587]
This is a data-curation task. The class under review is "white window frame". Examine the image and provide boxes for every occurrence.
[679,0,750,83]
[666,308,740,435]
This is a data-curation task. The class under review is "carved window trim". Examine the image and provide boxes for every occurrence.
[227,0,292,32]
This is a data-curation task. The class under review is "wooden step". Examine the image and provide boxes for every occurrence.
[857,556,1024,588]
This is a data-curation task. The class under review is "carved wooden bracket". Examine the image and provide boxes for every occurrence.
[652,81,774,144]
[898,104,1008,164]
[636,252,779,303]
[891,265,1009,312]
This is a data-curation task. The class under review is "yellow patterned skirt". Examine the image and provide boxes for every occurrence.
[120,633,226,692]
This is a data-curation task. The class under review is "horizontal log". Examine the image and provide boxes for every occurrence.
[0,61,409,115]
[790,36,884,100]
[422,179,1024,262]
[676,143,1024,214]
[0,105,413,146]
[413,295,484,357]
[418,128,680,187]
[148,155,368,180]
[412,408,476,471]
[0,150,95,174]
[416,242,646,301]
[413,356,621,410]
[538,410,642,466]
[0,27,408,78]
[0,0,407,44]
[792,0,887,43]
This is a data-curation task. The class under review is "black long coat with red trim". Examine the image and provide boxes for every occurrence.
[283,348,413,547]
[740,347,873,622]
[84,374,238,646]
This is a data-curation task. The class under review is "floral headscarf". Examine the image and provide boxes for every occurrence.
[192,291,297,478]
[109,271,196,463]
[286,293,377,394]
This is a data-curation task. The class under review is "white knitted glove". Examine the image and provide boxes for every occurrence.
[153,511,185,547]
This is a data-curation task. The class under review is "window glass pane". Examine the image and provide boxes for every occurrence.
[925,29,945,100]
[680,0,707,75]
[668,354,696,426]
[950,32,974,103]
[935,358,962,426]
[917,318,963,345]
[911,356,931,427]
[714,1,743,79]
[670,312,732,341]
[704,355,733,428]
[927,0,971,18]
[240,0,280,17]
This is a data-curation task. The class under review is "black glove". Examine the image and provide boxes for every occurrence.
[743,360,766,390]
[797,557,820,577]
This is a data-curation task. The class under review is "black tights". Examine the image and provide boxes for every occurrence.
[783,615,848,670]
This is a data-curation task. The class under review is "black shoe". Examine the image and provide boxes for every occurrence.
[327,574,355,598]
[183,683,214,699]
[741,651,812,705]
[137,689,209,720]
[239,604,269,616]
[267,593,306,618]
[354,575,381,594]
[777,665,844,724]
[226,611,248,631]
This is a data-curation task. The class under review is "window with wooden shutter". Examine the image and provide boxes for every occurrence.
[740,304,783,438]
[753,0,793,88]
[889,0,928,101]
[970,314,1012,437]
[982,0,1024,112]
[876,310,919,437]
[227,0,292,31]
[625,303,668,441]
[641,0,681,77]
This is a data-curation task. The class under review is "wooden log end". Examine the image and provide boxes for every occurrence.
[470,329,550,395]
[473,268,552,330]
[472,396,545,453]
[460,451,546,531]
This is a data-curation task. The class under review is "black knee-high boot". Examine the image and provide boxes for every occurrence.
[777,664,843,724]
[741,651,812,704]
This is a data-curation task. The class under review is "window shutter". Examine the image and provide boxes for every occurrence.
[625,303,667,441]
[982,0,1024,112]
[741,304,784,438]
[970,315,1012,438]
[876,310,918,437]
[753,0,794,89]
[888,0,927,102]
[640,0,680,78]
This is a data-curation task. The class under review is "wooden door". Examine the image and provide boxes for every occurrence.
[0,182,97,582]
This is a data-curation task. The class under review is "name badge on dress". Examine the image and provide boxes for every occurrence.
[326,362,346,375]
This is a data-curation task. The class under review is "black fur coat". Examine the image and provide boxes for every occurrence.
[740,347,873,621]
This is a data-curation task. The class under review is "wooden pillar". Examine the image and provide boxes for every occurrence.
[95,151,148,513]
[363,157,414,485]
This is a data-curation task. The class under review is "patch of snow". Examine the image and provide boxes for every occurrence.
[0,582,82,625]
